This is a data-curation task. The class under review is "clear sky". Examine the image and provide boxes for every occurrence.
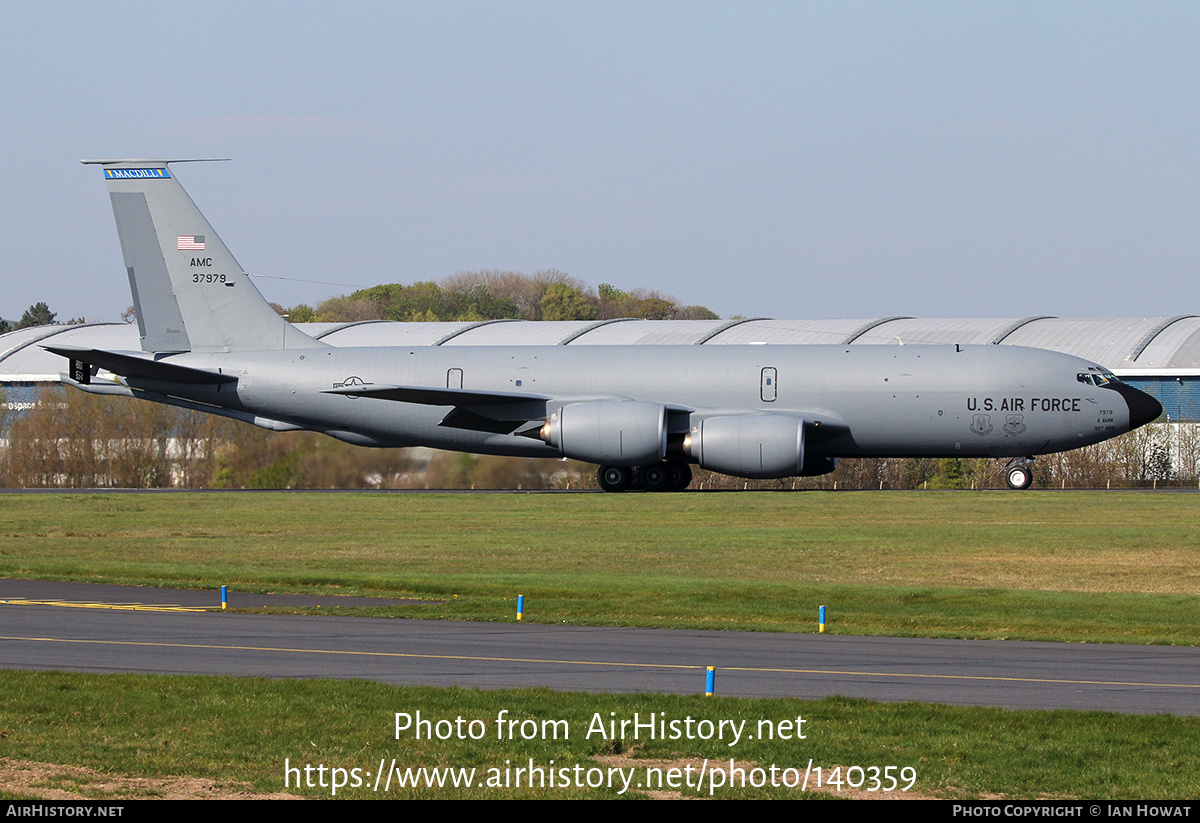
[2,1,1197,323]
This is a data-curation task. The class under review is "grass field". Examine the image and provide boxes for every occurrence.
[1,670,1198,800]
[1,490,1197,643]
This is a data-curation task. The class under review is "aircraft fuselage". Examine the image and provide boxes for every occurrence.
[141,342,1145,462]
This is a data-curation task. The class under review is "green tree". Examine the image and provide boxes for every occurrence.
[540,282,598,321]
[626,296,676,320]
[678,305,720,320]
[312,296,380,322]
[15,302,56,329]
[899,458,935,489]
[597,283,627,302]
[274,303,317,323]
[596,284,717,320]
[931,458,966,489]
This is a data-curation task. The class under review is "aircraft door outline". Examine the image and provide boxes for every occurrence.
[761,367,777,402]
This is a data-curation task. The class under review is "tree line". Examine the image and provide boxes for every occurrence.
[0,301,91,333]
[273,270,718,324]
[0,302,56,334]
[7,271,719,330]
[0,386,592,490]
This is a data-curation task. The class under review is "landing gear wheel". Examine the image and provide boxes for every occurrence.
[665,461,693,491]
[1005,464,1034,490]
[637,463,670,492]
[597,465,634,493]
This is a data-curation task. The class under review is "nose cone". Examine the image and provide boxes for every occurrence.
[1107,382,1163,430]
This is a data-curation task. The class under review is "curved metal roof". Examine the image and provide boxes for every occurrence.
[7,316,1200,379]
[0,323,131,380]
[851,318,1010,346]
[701,319,868,345]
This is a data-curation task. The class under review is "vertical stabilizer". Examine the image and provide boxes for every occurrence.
[84,159,324,354]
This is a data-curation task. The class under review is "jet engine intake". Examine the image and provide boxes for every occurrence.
[541,400,667,466]
[683,414,806,478]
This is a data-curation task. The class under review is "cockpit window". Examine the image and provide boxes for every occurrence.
[1078,371,1119,386]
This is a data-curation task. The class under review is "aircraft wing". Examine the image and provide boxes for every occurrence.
[323,384,549,406]
[43,345,238,386]
[322,384,697,437]
[324,383,556,435]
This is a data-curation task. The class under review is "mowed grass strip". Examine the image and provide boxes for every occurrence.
[0,670,1197,800]
[0,491,1197,643]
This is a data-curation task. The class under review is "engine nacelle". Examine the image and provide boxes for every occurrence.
[683,414,807,478]
[540,401,667,466]
[798,456,837,477]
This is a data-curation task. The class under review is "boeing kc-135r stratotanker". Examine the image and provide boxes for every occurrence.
[51,160,1161,491]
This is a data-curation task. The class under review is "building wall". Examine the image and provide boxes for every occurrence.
[1124,378,1200,422]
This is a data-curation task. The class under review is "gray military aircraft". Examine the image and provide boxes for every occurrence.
[51,159,1162,491]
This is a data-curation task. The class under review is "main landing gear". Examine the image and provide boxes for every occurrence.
[597,461,693,493]
[1004,459,1035,490]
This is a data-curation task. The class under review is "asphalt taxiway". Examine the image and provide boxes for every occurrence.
[1,580,1197,714]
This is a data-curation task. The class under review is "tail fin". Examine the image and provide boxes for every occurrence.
[83,159,324,354]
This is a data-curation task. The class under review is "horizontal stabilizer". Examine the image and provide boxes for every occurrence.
[44,345,237,385]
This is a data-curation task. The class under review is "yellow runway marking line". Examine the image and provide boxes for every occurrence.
[1,599,208,613]
[718,664,1200,688]
[0,635,1197,691]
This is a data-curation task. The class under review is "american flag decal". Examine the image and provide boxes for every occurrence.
[177,235,205,250]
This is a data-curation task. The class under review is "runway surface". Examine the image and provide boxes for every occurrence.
[1,580,1197,714]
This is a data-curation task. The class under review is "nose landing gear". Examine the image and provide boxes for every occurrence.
[1005,459,1035,490]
